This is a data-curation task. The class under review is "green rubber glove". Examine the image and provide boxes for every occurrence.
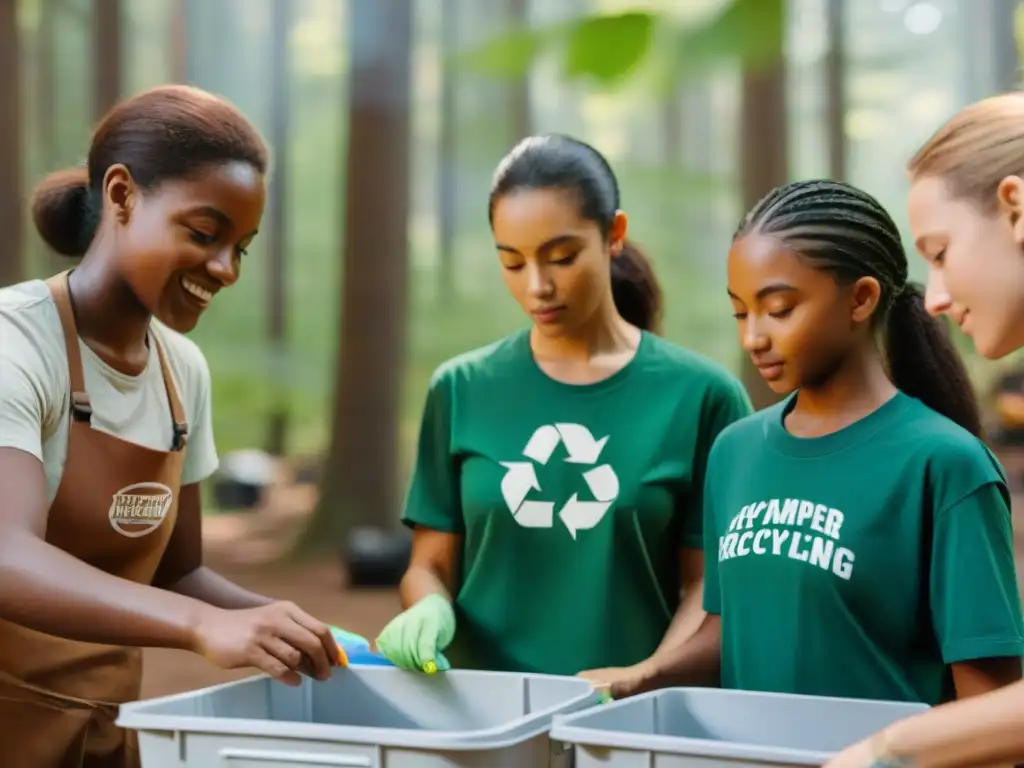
[375,593,456,673]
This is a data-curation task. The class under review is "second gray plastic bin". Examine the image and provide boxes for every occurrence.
[117,666,600,767]
[549,687,930,767]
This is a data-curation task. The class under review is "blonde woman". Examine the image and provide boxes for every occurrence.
[826,92,1024,768]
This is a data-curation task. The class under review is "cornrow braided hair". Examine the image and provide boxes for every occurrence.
[736,179,909,308]
[735,179,983,437]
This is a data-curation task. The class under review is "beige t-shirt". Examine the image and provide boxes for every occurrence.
[0,279,218,504]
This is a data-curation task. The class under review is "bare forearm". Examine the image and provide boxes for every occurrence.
[648,614,722,688]
[881,680,1024,768]
[653,580,706,658]
[167,567,274,610]
[399,564,452,609]
[0,531,204,651]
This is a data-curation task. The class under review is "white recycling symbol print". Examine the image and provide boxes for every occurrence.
[499,423,620,540]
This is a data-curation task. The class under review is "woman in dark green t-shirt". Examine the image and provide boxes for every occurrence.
[373,135,751,692]
[641,179,1023,711]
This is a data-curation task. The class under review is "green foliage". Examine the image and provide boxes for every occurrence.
[675,0,783,74]
[454,20,566,79]
[564,12,656,85]
[456,0,783,88]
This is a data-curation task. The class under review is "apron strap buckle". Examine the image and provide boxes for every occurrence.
[172,421,189,452]
[71,392,92,424]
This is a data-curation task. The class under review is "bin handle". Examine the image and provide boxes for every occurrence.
[219,747,373,766]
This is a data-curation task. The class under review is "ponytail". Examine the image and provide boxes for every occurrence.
[611,239,663,334]
[737,179,984,437]
[885,282,983,436]
[487,135,662,332]
[30,167,99,257]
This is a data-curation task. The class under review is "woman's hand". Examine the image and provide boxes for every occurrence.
[191,601,341,686]
[375,593,455,672]
[577,661,658,700]
[822,737,880,768]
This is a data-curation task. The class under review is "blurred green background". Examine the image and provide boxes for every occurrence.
[4,0,1024,545]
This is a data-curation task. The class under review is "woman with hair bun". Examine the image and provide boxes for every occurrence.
[0,84,339,767]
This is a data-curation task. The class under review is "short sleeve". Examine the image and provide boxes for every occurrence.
[701,442,723,615]
[180,350,219,486]
[930,481,1024,663]
[0,348,49,462]
[680,376,753,549]
[400,367,463,534]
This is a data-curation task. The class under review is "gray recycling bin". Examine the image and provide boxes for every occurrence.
[117,666,601,767]
[549,687,929,767]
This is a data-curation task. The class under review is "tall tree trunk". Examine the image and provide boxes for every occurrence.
[168,0,189,83]
[825,0,847,181]
[38,0,55,164]
[37,0,63,273]
[298,0,413,554]
[92,0,122,120]
[506,0,531,142]
[264,0,291,456]
[0,0,23,288]
[437,0,458,305]
[992,0,1020,91]
[738,0,787,410]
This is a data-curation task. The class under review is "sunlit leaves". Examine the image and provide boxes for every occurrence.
[454,0,783,88]
[564,12,656,85]
[455,21,566,79]
[675,0,783,74]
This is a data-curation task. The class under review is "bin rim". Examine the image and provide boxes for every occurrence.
[548,686,930,766]
[117,668,602,751]
[549,725,830,765]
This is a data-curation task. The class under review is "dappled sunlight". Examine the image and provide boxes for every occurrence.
[5,7,1024,758]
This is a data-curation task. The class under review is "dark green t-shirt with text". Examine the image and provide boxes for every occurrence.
[403,329,751,675]
[704,392,1024,704]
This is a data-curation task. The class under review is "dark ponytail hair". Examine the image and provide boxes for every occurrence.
[736,179,982,436]
[31,84,268,258]
[31,167,98,257]
[488,134,663,333]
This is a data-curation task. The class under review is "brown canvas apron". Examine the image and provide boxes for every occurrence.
[0,271,189,767]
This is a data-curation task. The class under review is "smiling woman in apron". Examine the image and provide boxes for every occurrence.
[0,85,339,767]
[373,135,752,694]
[825,93,1024,768]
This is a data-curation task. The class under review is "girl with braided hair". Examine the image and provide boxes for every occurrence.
[631,179,1024,715]
[826,93,1024,768]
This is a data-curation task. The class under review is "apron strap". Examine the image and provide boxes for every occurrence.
[45,271,92,425]
[152,336,189,452]
[44,270,190,452]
